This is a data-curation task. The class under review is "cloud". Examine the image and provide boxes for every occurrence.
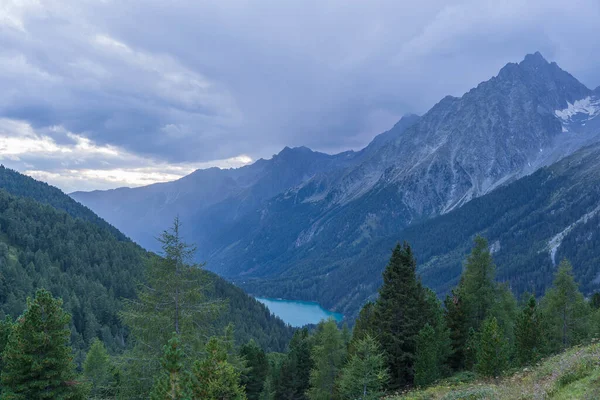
[0,118,252,192]
[1,0,599,191]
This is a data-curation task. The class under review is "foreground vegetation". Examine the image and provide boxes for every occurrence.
[389,342,600,399]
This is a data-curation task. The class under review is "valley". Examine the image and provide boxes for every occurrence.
[71,52,600,319]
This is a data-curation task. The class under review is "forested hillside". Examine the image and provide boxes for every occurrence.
[241,142,600,317]
[0,167,293,356]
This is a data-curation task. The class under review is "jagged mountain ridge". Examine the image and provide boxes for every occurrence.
[71,52,600,316]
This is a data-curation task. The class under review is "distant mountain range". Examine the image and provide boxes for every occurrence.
[71,52,600,318]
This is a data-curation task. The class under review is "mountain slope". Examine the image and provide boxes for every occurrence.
[244,142,600,317]
[71,53,600,317]
[0,168,293,353]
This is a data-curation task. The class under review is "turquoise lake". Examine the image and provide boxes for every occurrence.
[255,297,343,327]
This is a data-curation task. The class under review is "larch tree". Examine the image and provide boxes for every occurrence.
[191,337,246,400]
[119,217,222,396]
[306,319,346,400]
[84,339,117,399]
[461,236,497,331]
[476,317,508,378]
[414,324,439,387]
[541,259,590,352]
[337,334,388,400]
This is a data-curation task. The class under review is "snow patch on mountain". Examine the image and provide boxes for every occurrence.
[555,96,600,122]
[547,203,600,265]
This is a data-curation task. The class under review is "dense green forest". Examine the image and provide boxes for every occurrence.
[0,167,293,357]
[2,231,599,399]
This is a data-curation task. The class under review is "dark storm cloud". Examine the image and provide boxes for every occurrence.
[1,0,599,190]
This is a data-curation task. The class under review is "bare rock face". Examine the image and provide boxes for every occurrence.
[72,53,600,315]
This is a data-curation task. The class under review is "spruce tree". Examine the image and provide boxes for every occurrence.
[275,328,313,400]
[373,243,427,388]
[337,334,388,400]
[84,339,117,399]
[514,295,545,366]
[150,334,193,400]
[541,259,590,352]
[475,317,508,378]
[414,324,438,387]
[444,287,469,371]
[0,289,86,400]
[240,340,268,400]
[306,319,346,400]
[191,336,246,400]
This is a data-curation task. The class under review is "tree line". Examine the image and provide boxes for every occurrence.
[1,222,599,398]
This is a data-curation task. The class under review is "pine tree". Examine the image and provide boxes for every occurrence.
[84,339,117,399]
[541,259,590,352]
[514,295,545,366]
[306,319,346,400]
[150,333,193,400]
[0,289,86,400]
[191,336,247,400]
[337,334,388,400]
[476,317,508,378]
[240,340,268,400]
[372,243,428,388]
[414,324,438,387]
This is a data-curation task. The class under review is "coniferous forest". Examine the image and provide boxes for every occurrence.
[2,167,600,399]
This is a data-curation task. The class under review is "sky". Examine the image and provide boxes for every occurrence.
[1,0,599,192]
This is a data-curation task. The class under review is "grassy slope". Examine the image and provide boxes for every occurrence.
[388,342,600,400]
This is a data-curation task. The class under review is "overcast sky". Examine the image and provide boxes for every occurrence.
[1,0,599,192]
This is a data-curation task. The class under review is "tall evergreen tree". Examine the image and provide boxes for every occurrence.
[0,289,86,400]
[84,339,118,399]
[150,333,193,400]
[476,317,508,378]
[514,295,545,366]
[275,329,313,400]
[337,334,388,400]
[306,319,346,400]
[239,340,268,400]
[121,217,220,352]
[191,337,246,400]
[372,243,427,388]
[541,259,590,352]
[119,218,222,396]
[444,287,469,371]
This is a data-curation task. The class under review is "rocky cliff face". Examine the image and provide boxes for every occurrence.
[72,53,600,315]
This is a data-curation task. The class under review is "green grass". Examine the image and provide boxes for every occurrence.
[387,342,600,399]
